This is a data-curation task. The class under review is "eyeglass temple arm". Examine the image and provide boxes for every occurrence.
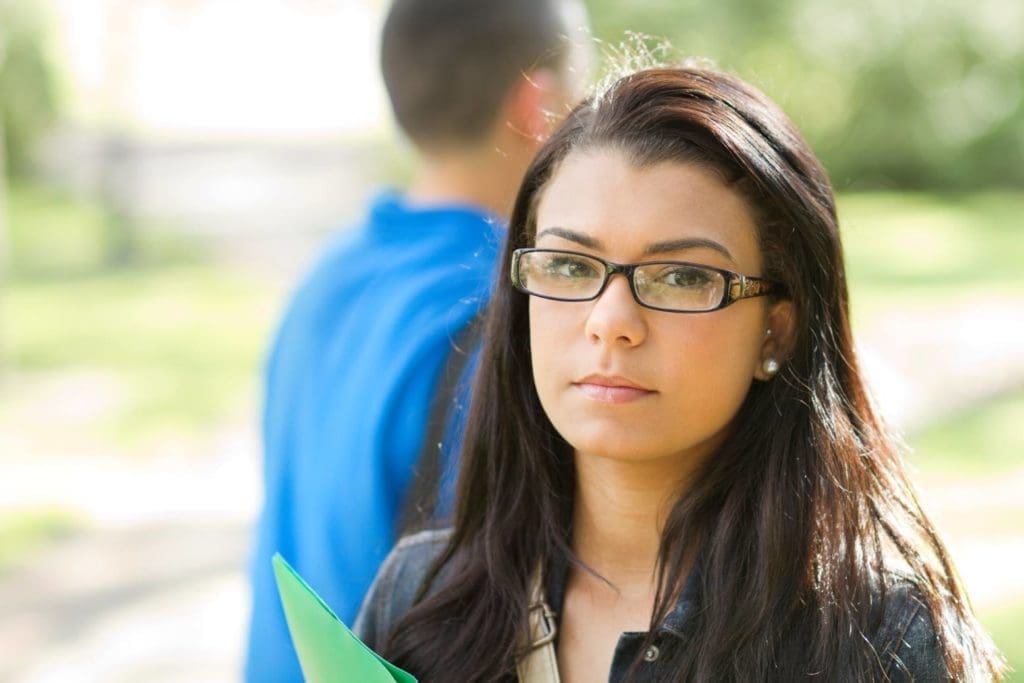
[728,275,773,301]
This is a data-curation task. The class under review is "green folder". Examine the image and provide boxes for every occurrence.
[272,553,418,683]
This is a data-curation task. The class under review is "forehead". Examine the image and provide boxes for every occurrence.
[534,147,762,270]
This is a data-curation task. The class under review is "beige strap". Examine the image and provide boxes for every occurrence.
[516,571,561,682]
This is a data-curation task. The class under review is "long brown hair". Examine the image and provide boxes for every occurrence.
[382,66,1004,681]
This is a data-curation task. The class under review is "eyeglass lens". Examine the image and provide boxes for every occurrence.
[517,250,726,312]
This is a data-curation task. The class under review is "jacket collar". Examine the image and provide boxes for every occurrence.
[545,550,703,640]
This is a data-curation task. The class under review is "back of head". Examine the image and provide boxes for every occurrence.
[380,0,575,150]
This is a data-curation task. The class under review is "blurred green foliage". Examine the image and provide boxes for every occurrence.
[0,508,78,574]
[584,0,1024,190]
[2,182,276,445]
[0,1,1019,190]
[6,181,113,275]
[911,389,1024,477]
[981,597,1024,681]
[838,191,1024,319]
[0,0,59,177]
[6,181,202,277]
[4,263,273,439]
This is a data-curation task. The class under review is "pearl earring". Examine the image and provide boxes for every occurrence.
[762,358,780,376]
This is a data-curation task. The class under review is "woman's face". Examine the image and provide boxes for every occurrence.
[529,147,787,468]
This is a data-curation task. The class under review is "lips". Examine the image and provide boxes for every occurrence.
[572,374,655,404]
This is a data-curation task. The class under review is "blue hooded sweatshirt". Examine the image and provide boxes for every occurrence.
[244,192,501,681]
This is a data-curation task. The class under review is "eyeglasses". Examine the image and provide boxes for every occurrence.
[510,248,778,313]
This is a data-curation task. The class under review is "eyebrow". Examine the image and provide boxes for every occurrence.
[535,227,600,249]
[643,237,734,262]
[535,227,735,262]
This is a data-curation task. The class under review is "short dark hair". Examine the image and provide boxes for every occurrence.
[380,0,571,149]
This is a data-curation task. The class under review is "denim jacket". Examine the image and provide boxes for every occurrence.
[354,529,950,682]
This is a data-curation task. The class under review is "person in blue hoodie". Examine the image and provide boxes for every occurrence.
[244,1,590,679]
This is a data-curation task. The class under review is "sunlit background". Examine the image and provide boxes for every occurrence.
[0,0,1021,680]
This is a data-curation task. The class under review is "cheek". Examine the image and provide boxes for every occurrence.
[659,313,763,416]
[528,298,572,398]
[672,314,761,374]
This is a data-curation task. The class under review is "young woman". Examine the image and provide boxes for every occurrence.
[354,66,1004,681]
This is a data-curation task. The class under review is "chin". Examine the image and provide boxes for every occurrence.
[557,412,729,468]
[561,423,665,463]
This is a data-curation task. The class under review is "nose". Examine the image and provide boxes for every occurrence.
[584,273,648,348]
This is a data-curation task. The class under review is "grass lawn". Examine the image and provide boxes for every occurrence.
[909,395,1024,680]
[839,191,1024,322]
[0,508,79,575]
[909,388,1024,478]
[2,182,279,448]
[2,263,276,443]
[983,598,1024,681]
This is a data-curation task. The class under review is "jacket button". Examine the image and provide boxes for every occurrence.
[643,644,660,662]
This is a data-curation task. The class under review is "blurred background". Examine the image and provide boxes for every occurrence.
[0,0,1020,680]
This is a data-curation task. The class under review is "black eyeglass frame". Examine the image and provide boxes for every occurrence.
[510,247,779,313]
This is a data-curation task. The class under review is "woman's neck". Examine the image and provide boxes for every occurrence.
[571,454,695,594]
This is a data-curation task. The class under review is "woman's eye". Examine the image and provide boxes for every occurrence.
[659,266,712,288]
[545,257,598,279]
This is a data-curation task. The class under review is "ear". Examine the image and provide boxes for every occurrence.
[501,68,562,144]
[755,299,796,381]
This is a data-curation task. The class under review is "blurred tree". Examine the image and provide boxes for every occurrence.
[583,0,1024,190]
[0,0,57,373]
[1,39,7,368]
[0,0,58,178]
